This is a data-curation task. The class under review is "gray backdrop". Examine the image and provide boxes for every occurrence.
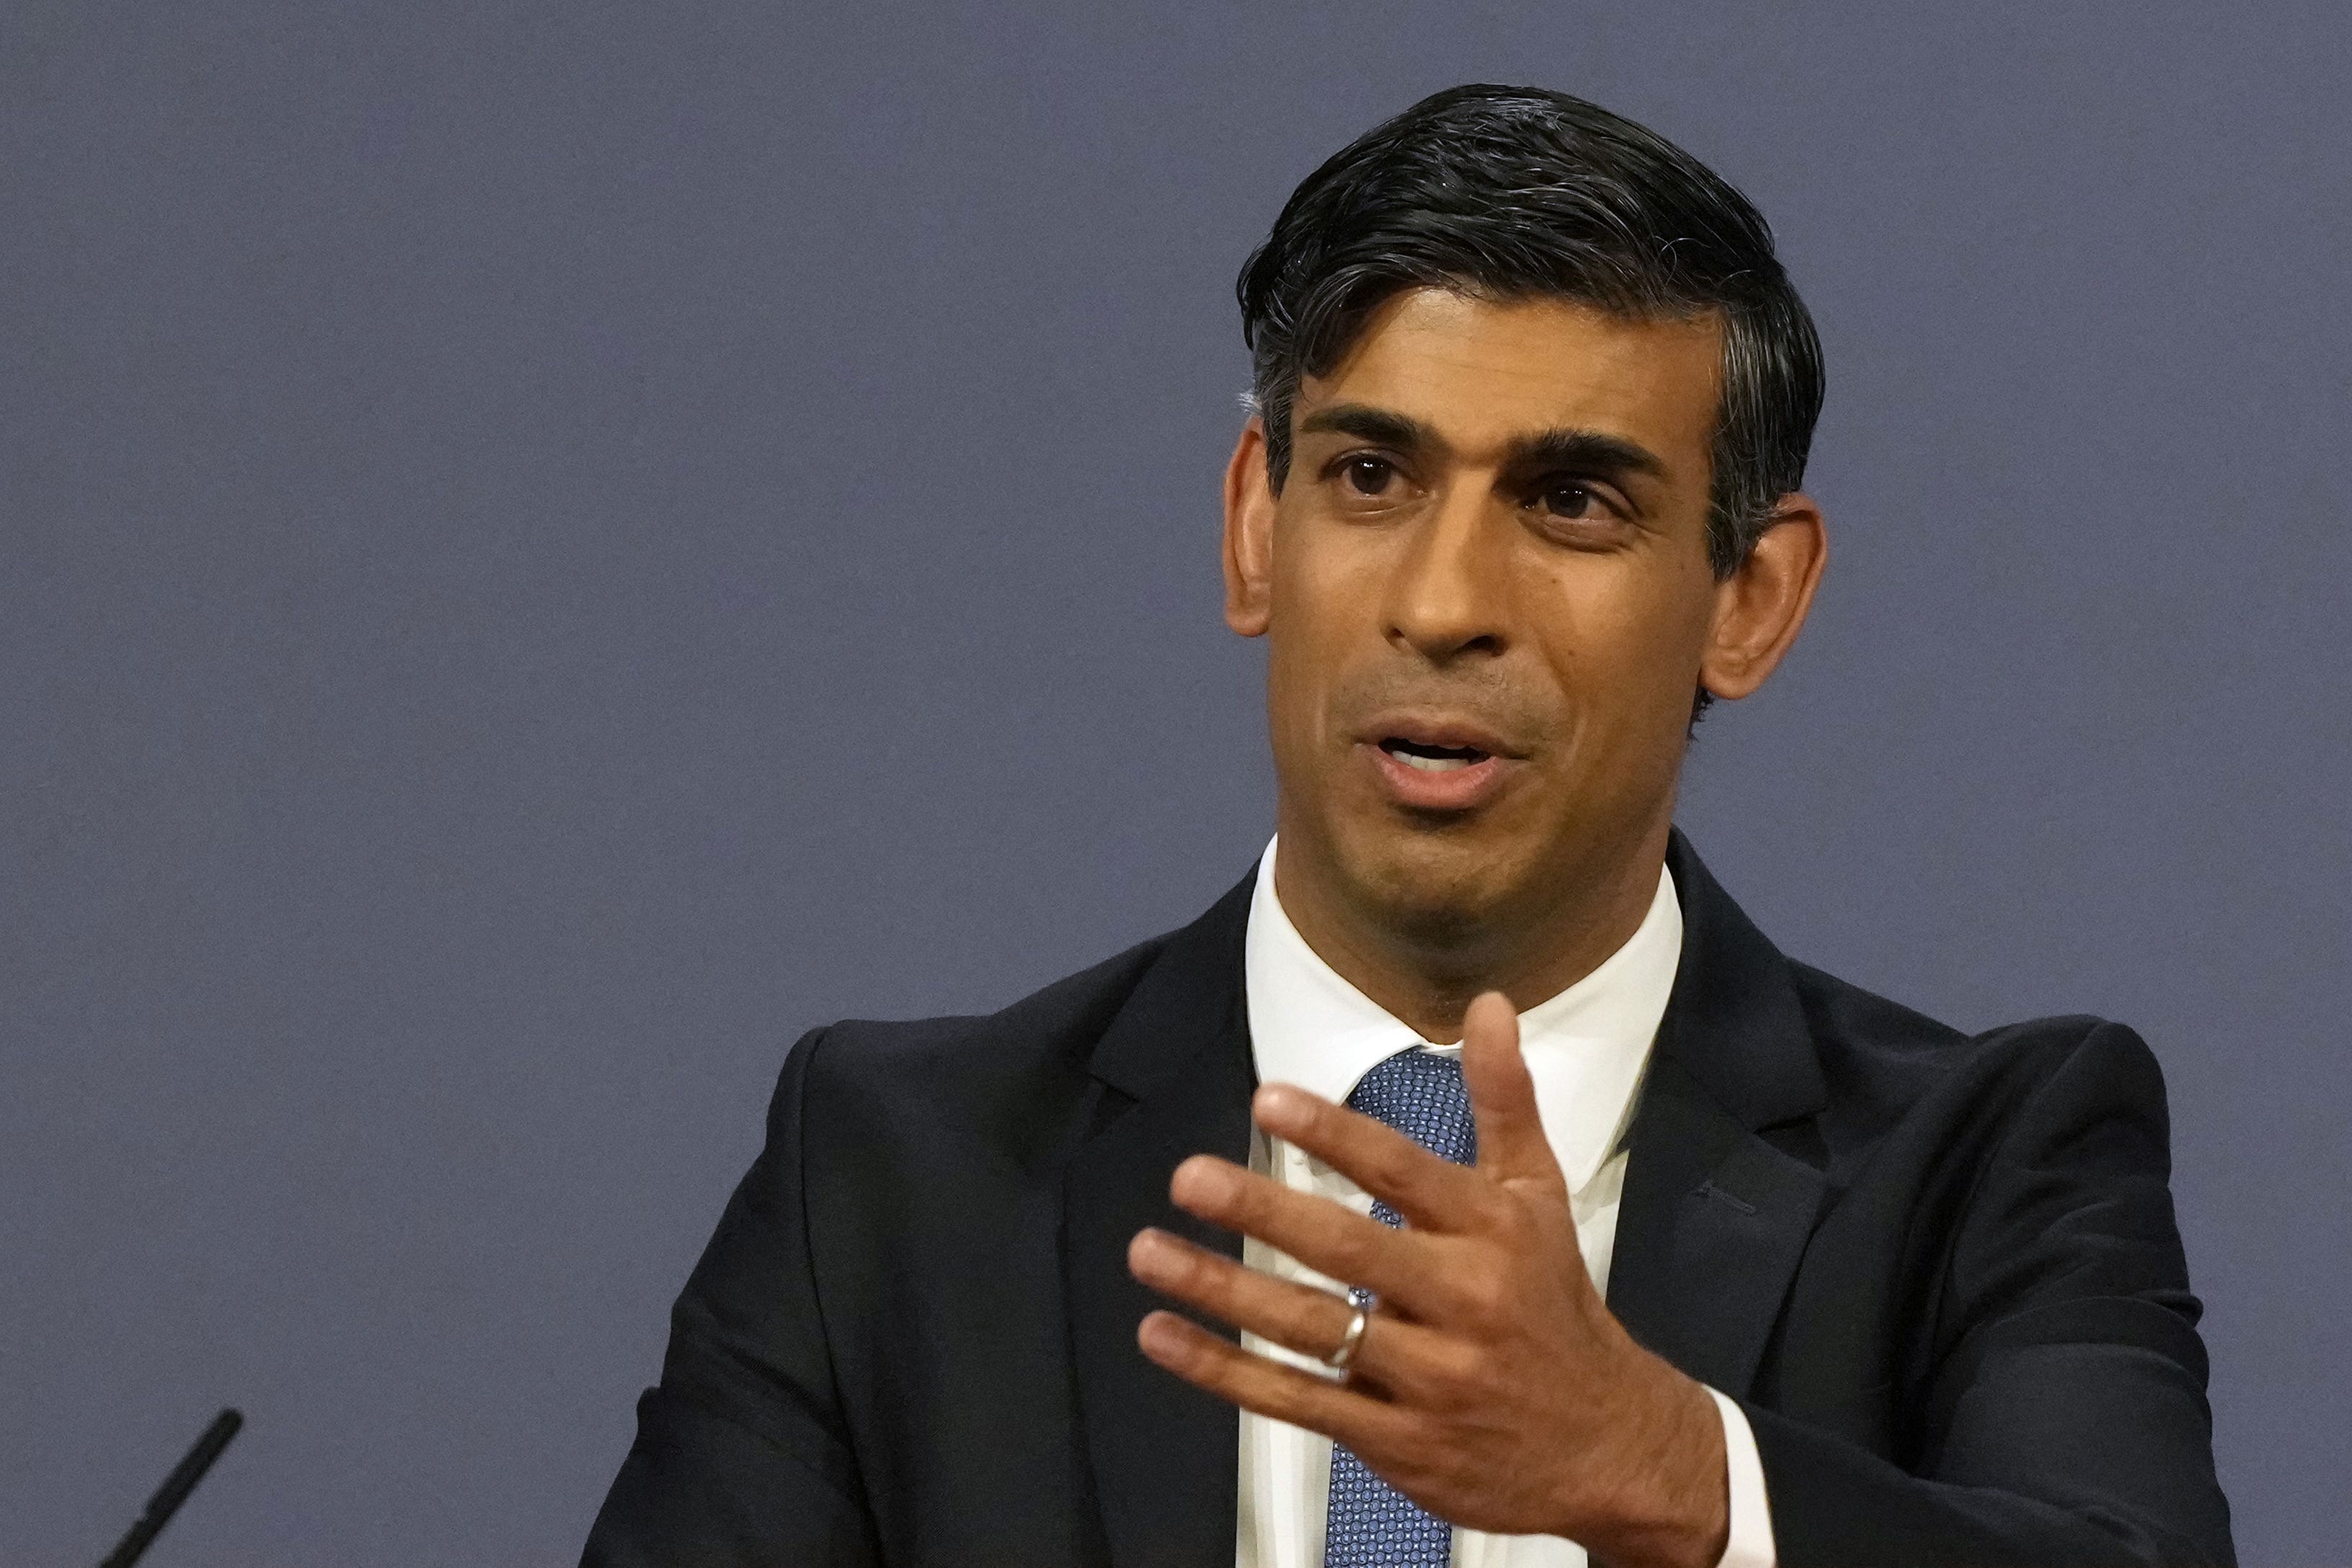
[4,2,2345,1562]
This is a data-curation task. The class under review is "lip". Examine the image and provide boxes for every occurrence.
[1353,712,1526,814]
[1357,712,1522,759]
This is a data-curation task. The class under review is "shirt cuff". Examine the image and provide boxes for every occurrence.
[1703,1385,1776,1568]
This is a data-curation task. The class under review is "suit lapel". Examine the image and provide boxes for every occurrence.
[1063,873,1257,1568]
[1607,833,1829,1399]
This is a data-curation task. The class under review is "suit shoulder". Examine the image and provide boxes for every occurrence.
[762,931,1180,1182]
[1788,961,2163,1151]
[796,930,1172,1097]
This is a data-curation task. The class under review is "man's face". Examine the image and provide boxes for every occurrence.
[1229,287,1731,947]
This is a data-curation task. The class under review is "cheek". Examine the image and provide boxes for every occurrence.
[1263,526,1378,728]
[1260,600,1336,772]
[1272,515,1377,622]
[1526,561,1715,726]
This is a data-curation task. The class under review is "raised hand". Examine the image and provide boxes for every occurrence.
[1127,990,1729,1568]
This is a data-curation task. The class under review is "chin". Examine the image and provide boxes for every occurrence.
[1334,818,1518,946]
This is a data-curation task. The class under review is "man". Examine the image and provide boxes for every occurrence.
[583,85,2232,1568]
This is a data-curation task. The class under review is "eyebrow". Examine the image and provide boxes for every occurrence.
[1295,402,1671,483]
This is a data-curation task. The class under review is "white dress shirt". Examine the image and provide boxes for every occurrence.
[1236,837,1774,1568]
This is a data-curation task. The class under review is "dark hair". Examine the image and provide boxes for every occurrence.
[1237,84,1824,580]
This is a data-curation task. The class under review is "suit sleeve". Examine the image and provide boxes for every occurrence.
[582,1027,883,1567]
[1746,1022,2234,1568]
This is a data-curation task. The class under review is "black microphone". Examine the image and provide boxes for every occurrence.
[96,1408,243,1568]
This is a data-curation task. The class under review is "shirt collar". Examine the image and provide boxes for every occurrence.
[1242,835,1682,1196]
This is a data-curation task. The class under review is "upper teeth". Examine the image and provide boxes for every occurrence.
[1390,748,1473,772]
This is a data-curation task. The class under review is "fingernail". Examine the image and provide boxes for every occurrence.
[1170,1156,1234,1206]
[1255,1084,1307,1129]
[1136,1311,1182,1356]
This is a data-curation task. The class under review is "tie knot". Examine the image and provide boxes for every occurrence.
[1344,1047,1478,1169]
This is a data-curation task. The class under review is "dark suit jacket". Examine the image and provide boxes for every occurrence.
[582,834,2233,1567]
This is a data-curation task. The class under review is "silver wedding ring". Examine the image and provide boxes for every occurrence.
[1325,1305,1369,1372]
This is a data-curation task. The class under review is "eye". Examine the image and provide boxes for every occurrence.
[1341,456,1398,497]
[1538,480,1603,520]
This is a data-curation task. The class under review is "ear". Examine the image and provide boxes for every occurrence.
[1222,417,1276,638]
[1699,494,1828,700]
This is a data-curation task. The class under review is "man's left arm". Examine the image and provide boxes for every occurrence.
[1740,1019,2232,1568]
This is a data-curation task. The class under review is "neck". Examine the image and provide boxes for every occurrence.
[1270,821,1670,1045]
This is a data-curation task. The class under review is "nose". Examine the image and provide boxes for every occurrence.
[1382,489,1510,663]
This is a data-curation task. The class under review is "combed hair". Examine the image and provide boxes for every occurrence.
[1237,84,1824,579]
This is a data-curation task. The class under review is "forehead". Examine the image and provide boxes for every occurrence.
[1299,287,1722,468]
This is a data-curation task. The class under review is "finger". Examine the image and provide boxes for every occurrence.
[1165,1154,1458,1319]
[1127,1226,1449,1389]
[1248,1081,1491,1232]
[1136,1308,1419,1453]
[1458,990,1566,1190]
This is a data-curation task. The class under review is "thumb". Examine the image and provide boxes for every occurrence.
[1459,990,1565,1192]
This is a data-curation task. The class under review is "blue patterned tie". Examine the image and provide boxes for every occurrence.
[1324,1047,1478,1568]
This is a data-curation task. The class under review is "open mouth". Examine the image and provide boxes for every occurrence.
[1379,737,1491,773]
